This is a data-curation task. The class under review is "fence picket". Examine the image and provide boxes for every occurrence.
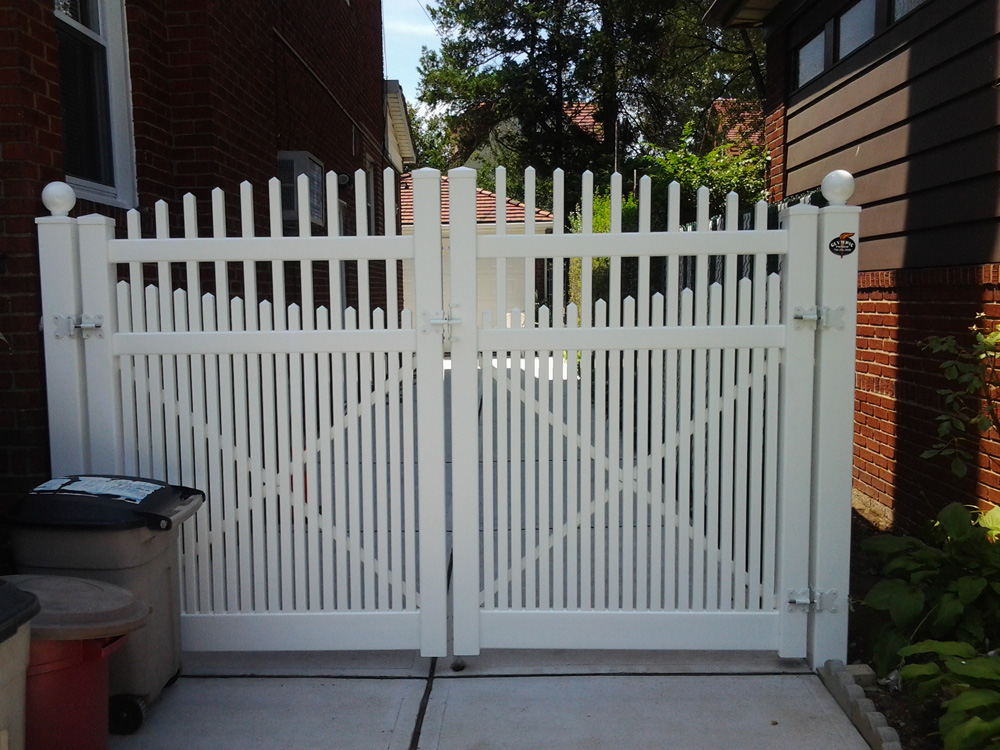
[286,303,309,612]
[510,311,523,609]
[748,254,767,610]
[482,314,496,609]
[524,167,535,327]
[496,344,510,610]
[692,255,709,611]
[316,307,335,609]
[720,254,738,611]
[386,323,404,609]
[648,293,666,610]
[621,296,636,610]
[495,167,508,319]
[173,290,197,610]
[762,273,781,610]
[676,289,694,610]
[706,284,723,610]
[373,310,390,610]
[259,301,280,610]
[273,298,293,611]
[593,299,608,609]
[201,293,225,610]
[663,255,680,610]
[537,305,551,609]
[230,297,253,609]
[400,310,417,609]
[565,303,579,610]
[733,278,753,610]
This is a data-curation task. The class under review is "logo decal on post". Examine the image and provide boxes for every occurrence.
[828,232,856,257]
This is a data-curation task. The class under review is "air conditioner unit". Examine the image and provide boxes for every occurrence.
[277,151,325,227]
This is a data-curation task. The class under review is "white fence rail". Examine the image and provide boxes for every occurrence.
[35,166,860,667]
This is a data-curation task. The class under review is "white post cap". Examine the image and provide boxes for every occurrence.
[41,181,77,216]
[820,171,855,206]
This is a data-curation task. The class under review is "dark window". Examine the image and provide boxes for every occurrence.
[55,0,115,187]
[837,0,877,59]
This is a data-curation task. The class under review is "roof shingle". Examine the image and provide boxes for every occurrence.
[399,173,554,226]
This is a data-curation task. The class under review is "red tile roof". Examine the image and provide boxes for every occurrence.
[564,102,603,141]
[707,99,763,151]
[399,173,554,226]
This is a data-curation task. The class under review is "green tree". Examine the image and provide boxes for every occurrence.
[408,105,456,170]
[418,0,765,188]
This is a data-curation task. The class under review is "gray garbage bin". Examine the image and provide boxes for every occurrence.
[0,579,39,750]
[4,475,204,734]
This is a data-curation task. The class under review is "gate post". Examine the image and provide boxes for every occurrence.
[411,167,449,657]
[447,167,481,656]
[777,202,819,658]
[36,183,88,476]
[809,171,862,669]
[77,214,124,474]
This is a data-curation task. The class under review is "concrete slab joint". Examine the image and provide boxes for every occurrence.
[819,660,902,750]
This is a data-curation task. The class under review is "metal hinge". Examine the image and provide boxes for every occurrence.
[52,314,104,340]
[792,306,845,331]
[423,306,462,343]
[787,588,838,613]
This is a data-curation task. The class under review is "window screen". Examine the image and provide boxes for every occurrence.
[796,31,825,87]
[838,0,876,59]
[893,0,927,21]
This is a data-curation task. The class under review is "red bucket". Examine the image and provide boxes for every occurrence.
[26,636,126,750]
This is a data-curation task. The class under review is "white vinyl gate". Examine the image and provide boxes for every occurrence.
[35,166,860,667]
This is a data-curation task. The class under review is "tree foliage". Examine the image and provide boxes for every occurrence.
[418,0,765,188]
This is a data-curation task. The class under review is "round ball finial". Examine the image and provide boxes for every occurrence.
[42,181,77,217]
[820,170,855,206]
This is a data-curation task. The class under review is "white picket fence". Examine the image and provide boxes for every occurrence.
[35,165,860,667]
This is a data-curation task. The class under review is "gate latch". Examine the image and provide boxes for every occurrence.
[53,314,104,340]
[787,588,838,613]
[424,306,462,343]
[792,306,845,331]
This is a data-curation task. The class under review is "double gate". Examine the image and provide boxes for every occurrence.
[36,167,860,667]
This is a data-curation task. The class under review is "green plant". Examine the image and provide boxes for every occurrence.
[897,640,1000,750]
[922,314,1000,478]
[862,503,1000,676]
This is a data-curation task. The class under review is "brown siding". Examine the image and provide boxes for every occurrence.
[778,0,1000,271]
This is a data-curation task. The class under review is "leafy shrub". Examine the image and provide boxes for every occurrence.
[862,503,1000,675]
[898,640,1000,750]
[922,315,1000,478]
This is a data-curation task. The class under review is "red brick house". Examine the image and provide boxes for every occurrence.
[706,0,1000,530]
[1,0,410,504]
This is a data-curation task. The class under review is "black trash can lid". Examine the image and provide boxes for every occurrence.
[5,475,204,531]
[0,578,40,643]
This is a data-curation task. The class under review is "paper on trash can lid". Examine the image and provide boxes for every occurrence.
[34,476,162,503]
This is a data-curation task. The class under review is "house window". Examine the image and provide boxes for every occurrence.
[54,0,136,207]
[792,0,930,91]
[892,0,927,21]
[837,0,876,59]
[796,31,826,88]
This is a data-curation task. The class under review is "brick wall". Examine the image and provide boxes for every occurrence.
[0,0,65,505]
[855,264,1000,532]
[763,26,787,203]
[0,0,388,505]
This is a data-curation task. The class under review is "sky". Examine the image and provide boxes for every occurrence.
[382,0,441,108]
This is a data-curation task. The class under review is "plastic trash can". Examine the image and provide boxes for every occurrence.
[4,475,204,733]
[2,575,148,750]
[0,579,40,750]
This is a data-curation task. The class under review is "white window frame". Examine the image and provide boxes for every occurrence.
[55,0,136,208]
